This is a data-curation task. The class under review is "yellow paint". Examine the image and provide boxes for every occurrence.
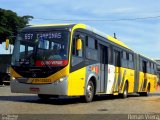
[112,67,134,94]
[66,24,87,96]
[146,73,157,92]
[138,72,157,92]
[107,35,130,50]
[138,72,144,92]
[68,67,86,96]
[31,78,52,84]
[113,92,118,95]
[113,66,120,92]
[68,24,86,64]
[10,64,69,84]
[10,67,22,78]
[120,68,134,93]
[33,65,69,84]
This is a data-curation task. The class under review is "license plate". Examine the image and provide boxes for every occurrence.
[32,78,52,84]
[30,87,40,93]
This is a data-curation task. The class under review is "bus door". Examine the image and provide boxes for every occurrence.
[113,50,121,92]
[100,45,108,92]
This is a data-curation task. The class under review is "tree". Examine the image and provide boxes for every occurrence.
[0,8,33,44]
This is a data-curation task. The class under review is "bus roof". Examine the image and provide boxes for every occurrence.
[26,23,131,50]
[29,24,70,27]
[85,24,130,50]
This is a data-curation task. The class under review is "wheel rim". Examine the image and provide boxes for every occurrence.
[124,88,127,97]
[86,82,94,100]
[123,84,128,98]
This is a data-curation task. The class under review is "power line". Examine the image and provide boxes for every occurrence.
[33,15,160,22]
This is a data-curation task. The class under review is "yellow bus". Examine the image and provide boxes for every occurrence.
[10,23,158,102]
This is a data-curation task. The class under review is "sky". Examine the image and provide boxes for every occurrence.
[0,0,160,59]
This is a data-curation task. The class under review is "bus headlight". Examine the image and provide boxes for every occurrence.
[54,76,68,84]
[59,76,68,82]
[12,76,16,80]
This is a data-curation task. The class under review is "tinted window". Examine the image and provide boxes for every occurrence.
[129,54,133,61]
[85,36,98,61]
[88,37,95,49]
[123,51,127,59]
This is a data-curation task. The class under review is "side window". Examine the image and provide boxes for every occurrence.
[121,51,134,69]
[128,53,134,68]
[113,50,121,67]
[150,62,154,74]
[71,32,84,67]
[140,59,142,71]
[154,64,157,74]
[88,37,95,49]
[95,40,98,49]
[129,54,133,61]
[72,35,83,57]
[147,61,150,73]
[72,38,76,56]
[108,47,112,64]
[123,51,127,59]
[126,52,129,60]
[85,36,98,61]
[121,51,127,68]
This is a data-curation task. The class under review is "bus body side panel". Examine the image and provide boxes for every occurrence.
[147,73,157,92]
[138,72,150,92]
[118,67,134,94]
[106,64,115,94]
[126,68,134,93]
[151,74,157,92]
[68,67,86,96]
[113,66,120,93]
[68,63,100,96]
[139,72,157,93]
[138,71,145,92]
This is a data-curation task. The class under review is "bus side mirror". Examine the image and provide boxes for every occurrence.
[76,38,82,50]
[6,38,9,50]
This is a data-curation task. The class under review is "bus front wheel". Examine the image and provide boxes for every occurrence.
[81,80,95,102]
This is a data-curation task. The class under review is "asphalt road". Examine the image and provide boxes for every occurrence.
[0,85,160,120]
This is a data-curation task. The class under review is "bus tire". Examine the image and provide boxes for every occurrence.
[139,84,150,96]
[120,82,128,98]
[82,80,95,102]
[38,94,50,100]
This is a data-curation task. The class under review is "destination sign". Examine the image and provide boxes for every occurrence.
[22,31,63,40]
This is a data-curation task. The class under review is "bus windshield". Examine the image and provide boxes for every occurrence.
[12,31,69,67]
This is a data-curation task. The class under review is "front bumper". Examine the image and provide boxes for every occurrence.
[10,78,68,95]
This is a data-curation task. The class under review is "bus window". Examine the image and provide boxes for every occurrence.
[114,50,121,67]
[72,37,83,57]
[129,54,133,61]
[85,35,98,61]
[123,51,127,59]
[71,33,84,67]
